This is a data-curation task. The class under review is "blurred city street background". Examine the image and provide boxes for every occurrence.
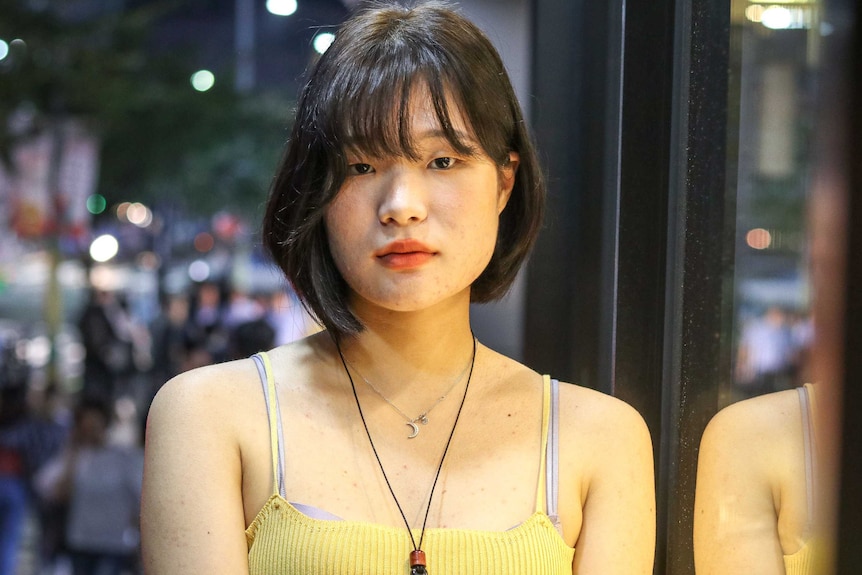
[0,1,345,573]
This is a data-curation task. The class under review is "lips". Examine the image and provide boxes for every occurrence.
[375,239,437,270]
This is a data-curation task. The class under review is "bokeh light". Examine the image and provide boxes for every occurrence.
[90,234,120,262]
[194,232,215,253]
[86,194,107,215]
[744,5,764,23]
[746,228,773,250]
[136,251,161,270]
[116,202,131,221]
[191,69,215,91]
[313,32,336,55]
[761,6,793,30]
[188,259,211,282]
[126,202,153,227]
[267,0,298,16]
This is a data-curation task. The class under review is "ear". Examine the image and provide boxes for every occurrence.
[497,151,519,214]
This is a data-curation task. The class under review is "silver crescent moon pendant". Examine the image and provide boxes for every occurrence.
[407,421,420,439]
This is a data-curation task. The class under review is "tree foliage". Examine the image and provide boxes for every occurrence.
[0,0,291,218]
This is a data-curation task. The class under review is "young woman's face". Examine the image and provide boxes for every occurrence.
[324,88,517,317]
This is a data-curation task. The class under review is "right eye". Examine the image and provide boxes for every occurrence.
[348,163,374,175]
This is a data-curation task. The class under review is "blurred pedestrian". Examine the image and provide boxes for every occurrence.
[227,316,276,361]
[266,288,319,346]
[35,399,143,575]
[735,305,795,398]
[0,385,30,575]
[183,281,229,366]
[147,293,190,403]
[222,287,265,330]
[77,290,135,404]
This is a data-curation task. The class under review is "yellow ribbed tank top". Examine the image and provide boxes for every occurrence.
[246,352,575,574]
[784,544,814,575]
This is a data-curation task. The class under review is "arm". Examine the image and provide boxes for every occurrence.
[693,404,786,575]
[141,365,251,575]
[33,444,77,505]
[36,445,77,504]
[571,398,656,575]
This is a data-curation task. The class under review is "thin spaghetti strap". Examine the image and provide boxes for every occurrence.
[547,378,560,528]
[536,375,562,533]
[798,385,816,538]
[535,375,551,514]
[252,352,287,498]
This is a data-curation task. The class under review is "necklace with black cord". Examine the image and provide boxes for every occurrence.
[336,335,478,575]
[341,346,474,439]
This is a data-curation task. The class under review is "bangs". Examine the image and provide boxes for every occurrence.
[320,51,480,161]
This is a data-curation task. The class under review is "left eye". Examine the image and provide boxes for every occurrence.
[430,157,454,169]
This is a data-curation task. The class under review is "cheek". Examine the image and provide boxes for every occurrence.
[324,189,351,233]
[452,207,500,274]
[324,195,367,275]
[324,190,355,238]
[324,218,352,271]
[478,218,501,263]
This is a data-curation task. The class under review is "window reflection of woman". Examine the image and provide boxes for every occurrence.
[694,384,820,574]
[140,3,655,574]
[694,75,845,572]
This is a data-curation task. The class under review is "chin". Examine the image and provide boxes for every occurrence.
[356,287,472,316]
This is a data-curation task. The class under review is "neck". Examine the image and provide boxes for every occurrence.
[333,296,477,404]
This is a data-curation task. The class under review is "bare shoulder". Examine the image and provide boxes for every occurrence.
[553,381,653,496]
[142,357,269,574]
[148,358,261,432]
[481,345,650,443]
[698,389,805,509]
[701,389,801,454]
[554,382,656,572]
[146,336,326,444]
[694,391,805,572]
[477,348,651,453]
[144,357,267,485]
[557,381,651,444]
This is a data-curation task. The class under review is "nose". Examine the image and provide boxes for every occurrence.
[377,167,428,226]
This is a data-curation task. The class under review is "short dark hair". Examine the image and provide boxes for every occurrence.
[262,1,545,339]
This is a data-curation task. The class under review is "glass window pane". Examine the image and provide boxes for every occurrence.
[728,0,821,405]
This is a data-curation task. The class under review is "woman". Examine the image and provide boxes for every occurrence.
[141,2,655,574]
